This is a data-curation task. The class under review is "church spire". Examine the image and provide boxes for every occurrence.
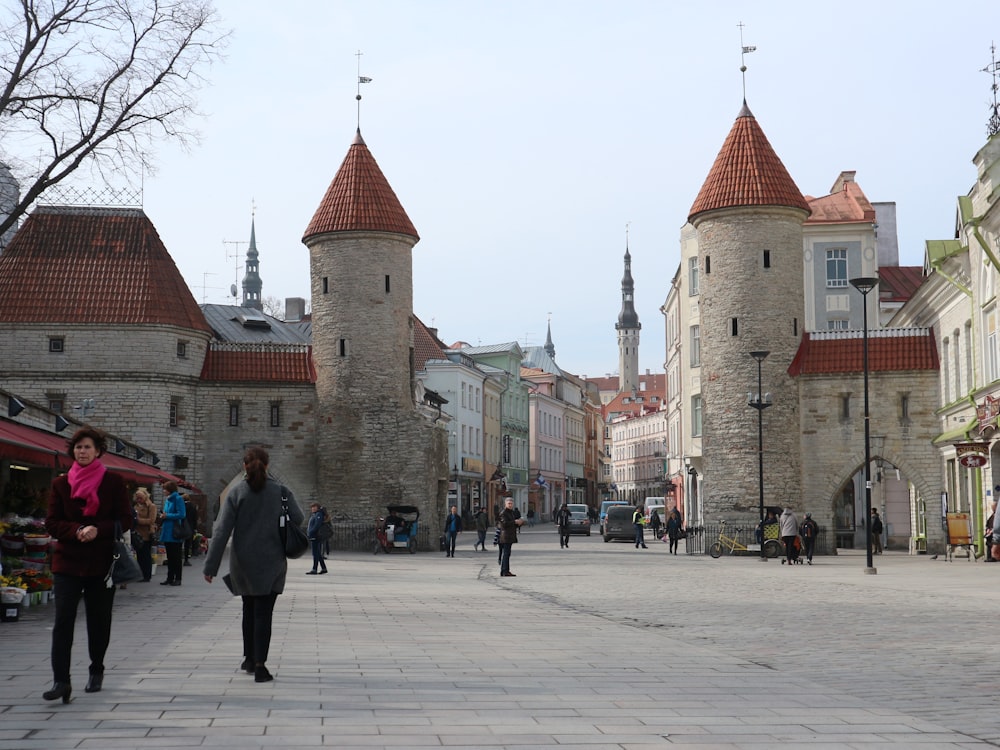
[544,316,556,360]
[241,214,263,310]
[616,238,641,394]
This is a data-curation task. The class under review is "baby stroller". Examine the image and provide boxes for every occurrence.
[781,536,804,564]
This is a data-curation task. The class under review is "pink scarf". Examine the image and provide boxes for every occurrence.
[68,459,107,517]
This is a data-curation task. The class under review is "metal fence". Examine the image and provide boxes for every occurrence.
[687,520,830,557]
[325,521,433,553]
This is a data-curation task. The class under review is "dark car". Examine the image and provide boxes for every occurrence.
[568,510,591,536]
[603,505,638,542]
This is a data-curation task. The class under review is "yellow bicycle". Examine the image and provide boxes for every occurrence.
[709,520,781,558]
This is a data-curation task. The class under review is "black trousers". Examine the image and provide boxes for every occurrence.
[164,541,183,582]
[499,543,513,573]
[51,572,116,682]
[241,593,278,665]
[135,537,153,581]
[310,539,326,571]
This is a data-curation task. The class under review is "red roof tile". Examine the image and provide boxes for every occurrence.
[804,173,876,225]
[303,130,418,241]
[788,330,939,376]
[199,344,316,383]
[0,206,210,331]
[689,102,810,221]
[602,386,667,421]
[413,316,448,371]
[876,266,924,304]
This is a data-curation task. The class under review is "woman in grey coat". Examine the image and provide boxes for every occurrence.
[203,446,304,682]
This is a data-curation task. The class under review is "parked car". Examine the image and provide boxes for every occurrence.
[568,510,591,536]
[603,505,638,542]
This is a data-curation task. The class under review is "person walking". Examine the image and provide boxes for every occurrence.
[158,481,186,586]
[632,506,648,549]
[986,499,998,562]
[666,509,683,554]
[780,507,799,565]
[132,488,157,582]
[473,506,489,551]
[556,501,572,548]
[498,497,524,576]
[43,427,132,703]
[526,507,536,527]
[870,508,884,554]
[305,502,328,574]
[650,508,662,541]
[203,446,304,683]
[799,512,819,564]
[444,505,462,557]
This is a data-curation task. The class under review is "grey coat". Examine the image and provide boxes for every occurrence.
[202,477,305,596]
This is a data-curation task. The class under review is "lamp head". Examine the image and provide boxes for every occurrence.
[850,276,879,295]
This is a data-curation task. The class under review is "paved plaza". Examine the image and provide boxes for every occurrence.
[1,526,997,749]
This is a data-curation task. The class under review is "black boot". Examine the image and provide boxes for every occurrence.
[85,671,104,693]
[43,681,72,703]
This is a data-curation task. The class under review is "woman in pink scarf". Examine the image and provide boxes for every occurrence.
[43,427,130,704]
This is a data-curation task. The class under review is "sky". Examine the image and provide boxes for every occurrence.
[131,0,1000,380]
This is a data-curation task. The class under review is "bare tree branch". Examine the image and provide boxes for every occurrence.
[0,0,229,239]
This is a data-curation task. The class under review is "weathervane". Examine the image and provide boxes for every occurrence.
[984,42,1000,138]
[356,50,372,129]
[737,21,756,101]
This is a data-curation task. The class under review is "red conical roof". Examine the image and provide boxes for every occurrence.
[688,102,810,221]
[303,130,418,241]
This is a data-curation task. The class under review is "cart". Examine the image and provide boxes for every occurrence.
[374,505,420,554]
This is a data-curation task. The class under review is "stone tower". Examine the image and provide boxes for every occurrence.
[303,129,447,528]
[688,102,809,517]
[241,217,263,310]
[616,248,640,394]
[0,161,19,253]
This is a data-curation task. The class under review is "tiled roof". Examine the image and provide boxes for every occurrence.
[788,329,939,376]
[804,173,876,225]
[201,304,312,344]
[586,373,667,394]
[0,206,210,331]
[602,385,667,421]
[303,130,418,241]
[876,266,924,303]
[689,102,810,221]
[413,316,448,371]
[199,343,316,383]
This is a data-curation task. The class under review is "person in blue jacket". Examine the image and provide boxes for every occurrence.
[444,505,463,557]
[306,503,328,575]
[158,481,186,586]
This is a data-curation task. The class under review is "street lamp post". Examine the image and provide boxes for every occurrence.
[748,351,771,561]
[850,276,879,575]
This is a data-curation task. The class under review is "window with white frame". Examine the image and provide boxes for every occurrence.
[691,395,702,437]
[986,308,998,383]
[688,256,699,295]
[690,325,701,366]
[826,248,848,288]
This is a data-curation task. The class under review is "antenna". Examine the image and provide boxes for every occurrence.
[222,237,247,301]
[984,42,1000,137]
[196,272,225,304]
[356,50,372,128]
[737,21,756,100]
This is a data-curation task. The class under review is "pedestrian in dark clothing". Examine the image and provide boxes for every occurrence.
[306,503,328,574]
[498,498,524,576]
[666,509,683,554]
[556,502,571,548]
[444,505,462,557]
[473,506,489,551]
[799,512,819,564]
[870,509,884,554]
[780,507,799,565]
[650,509,662,541]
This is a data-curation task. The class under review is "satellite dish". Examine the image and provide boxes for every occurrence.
[230,284,237,297]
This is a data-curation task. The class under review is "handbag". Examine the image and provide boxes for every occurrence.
[172,515,192,541]
[106,520,143,586]
[280,495,310,559]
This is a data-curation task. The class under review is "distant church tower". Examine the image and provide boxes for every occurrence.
[688,101,809,517]
[616,247,640,393]
[544,319,556,359]
[303,129,447,527]
[241,217,263,310]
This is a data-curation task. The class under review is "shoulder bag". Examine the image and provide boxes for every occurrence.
[106,520,143,586]
[172,514,192,541]
[280,495,310,559]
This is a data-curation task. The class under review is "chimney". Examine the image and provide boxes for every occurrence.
[284,297,306,322]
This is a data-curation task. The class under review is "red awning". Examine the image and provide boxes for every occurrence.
[0,418,196,490]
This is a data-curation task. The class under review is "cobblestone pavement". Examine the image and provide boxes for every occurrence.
[0,526,996,749]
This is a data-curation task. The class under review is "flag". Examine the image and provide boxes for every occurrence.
[742,45,756,54]
[359,76,372,83]
[535,475,547,487]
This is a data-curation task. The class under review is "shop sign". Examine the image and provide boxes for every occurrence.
[956,441,990,468]
[977,395,1000,434]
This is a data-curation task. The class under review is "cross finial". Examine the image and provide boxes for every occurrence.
[737,21,756,101]
[984,42,1000,137]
